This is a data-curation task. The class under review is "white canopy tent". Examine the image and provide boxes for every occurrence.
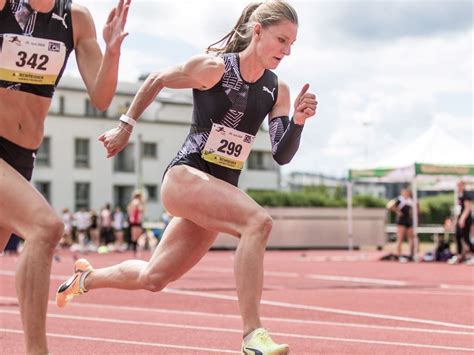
[346,125,474,250]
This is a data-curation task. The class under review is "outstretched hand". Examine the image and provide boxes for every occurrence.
[293,83,317,125]
[103,0,131,54]
[98,125,131,158]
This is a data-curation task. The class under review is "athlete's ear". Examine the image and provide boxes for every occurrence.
[254,23,262,38]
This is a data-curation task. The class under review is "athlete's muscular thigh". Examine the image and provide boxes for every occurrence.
[146,217,217,282]
[0,160,56,239]
[162,165,264,236]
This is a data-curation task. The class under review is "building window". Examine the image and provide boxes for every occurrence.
[36,137,51,166]
[75,182,90,211]
[247,151,278,171]
[142,142,158,159]
[113,185,134,211]
[145,184,158,201]
[75,138,90,168]
[114,143,135,172]
[48,95,64,115]
[35,181,51,203]
[85,99,107,118]
[59,96,65,115]
[248,151,264,170]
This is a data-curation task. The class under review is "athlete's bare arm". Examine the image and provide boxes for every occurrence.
[98,54,224,157]
[0,0,6,11]
[126,54,225,120]
[72,0,130,111]
[269,80,291,120]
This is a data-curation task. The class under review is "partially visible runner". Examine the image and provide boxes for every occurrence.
[56,1,317,353]
[113,205,126,251]
[448,180,473,264]
[387,188,414,262]
[127,190,145,254]
[0,0,130,353]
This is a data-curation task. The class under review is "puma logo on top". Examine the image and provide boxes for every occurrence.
[52,12,68,29]
[262,86,276,101]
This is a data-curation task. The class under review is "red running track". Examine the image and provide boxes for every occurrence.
[1,249,473,354]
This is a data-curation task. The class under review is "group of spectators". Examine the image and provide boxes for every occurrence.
[61,204,127,253]
[59,191,150,254]
[387,180,473,265]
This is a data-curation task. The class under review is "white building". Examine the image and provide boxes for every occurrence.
[33,77,279,221]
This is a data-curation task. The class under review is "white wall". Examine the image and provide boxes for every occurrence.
[32,77,280,220]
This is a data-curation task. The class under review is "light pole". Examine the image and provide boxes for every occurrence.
[361,119,373,165]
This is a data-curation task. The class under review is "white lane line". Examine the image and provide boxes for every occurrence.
[306,275,407,286]
[1,269,472,293]
[296,255,370,262]
[1,272,472,331]
[2,309,241,333]
[2,319,472,353]
[198,267,300,278]
[2,280,473,332]
[0,270,65,281]
[195,267,473,290]
[440,284,474,291]
[0,298,471,336]
[336,289,474,297]
[0,328,238,353]
[164,289,474,330]
[2,309,473,337]
[270,331,474,353]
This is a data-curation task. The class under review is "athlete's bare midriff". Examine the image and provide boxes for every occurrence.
[0,88,51,149]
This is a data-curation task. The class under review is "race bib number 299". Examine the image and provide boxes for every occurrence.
[201,123,255,170]
[0,34,66,85]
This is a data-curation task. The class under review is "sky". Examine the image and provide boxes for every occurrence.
[66,0,473,178]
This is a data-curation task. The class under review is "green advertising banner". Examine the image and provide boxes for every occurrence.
[415,163,474,176]
[348,167,395,181]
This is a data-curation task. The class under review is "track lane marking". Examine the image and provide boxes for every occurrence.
[1,320,472,353]
[0,328,238,353]
[1,308,472,336]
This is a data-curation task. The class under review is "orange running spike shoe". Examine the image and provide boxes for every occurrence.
[56,258,93,308]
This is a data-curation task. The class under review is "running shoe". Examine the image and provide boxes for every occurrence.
[464,257,474,266]
[241,328,289,355]
[447,255,462,265]
[56,258,93,308]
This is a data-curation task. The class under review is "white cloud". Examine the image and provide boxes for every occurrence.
[70,0,473,178]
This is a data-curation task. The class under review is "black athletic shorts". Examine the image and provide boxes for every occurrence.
[164,153,240,187]
[0,137,37,181]
[396,218,413,228]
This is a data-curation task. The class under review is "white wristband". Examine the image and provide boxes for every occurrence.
[119,114,137,127]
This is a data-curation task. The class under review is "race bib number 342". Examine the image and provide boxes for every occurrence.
[0,34,66,85]
[201,123,255,170]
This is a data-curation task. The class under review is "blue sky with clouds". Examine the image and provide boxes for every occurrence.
[67,0,473,177]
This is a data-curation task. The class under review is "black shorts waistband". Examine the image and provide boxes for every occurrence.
[0,136,37,181]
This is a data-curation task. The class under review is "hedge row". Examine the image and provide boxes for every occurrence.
[247,189,454,224]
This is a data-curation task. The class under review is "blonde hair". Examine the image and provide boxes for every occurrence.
[207,0,298,54]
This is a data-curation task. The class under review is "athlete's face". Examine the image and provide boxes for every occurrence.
[256,20,298,69]
[401,189,411,198]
